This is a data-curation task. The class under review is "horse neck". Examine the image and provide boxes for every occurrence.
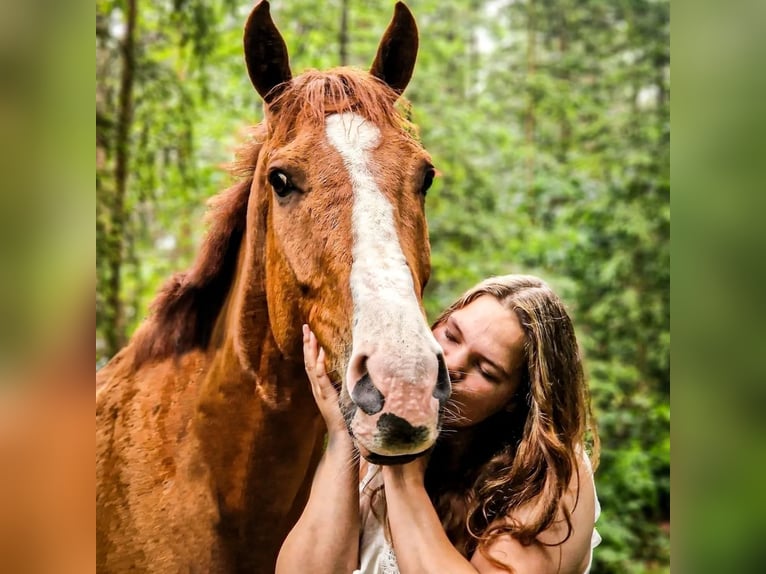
[195,221,323,518]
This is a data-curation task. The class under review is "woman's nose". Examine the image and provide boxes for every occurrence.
[445,348,467,383]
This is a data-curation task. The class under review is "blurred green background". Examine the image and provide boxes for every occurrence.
[96,1,669,571]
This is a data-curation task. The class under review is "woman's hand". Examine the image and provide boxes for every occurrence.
[302,324,347,437]
[278,326,360,574]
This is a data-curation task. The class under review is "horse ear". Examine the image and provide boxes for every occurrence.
[369,2,419,95]
[244,1,292,103]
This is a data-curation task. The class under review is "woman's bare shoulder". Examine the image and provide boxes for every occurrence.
[470,456,597,574]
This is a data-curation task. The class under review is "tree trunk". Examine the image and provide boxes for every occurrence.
[557,16,571,160]
[106,0,137,356]
[524,0,537,199]
[524,0,537,145]
[339,0,349,66]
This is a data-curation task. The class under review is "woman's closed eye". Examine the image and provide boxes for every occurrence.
[443,328,458,344]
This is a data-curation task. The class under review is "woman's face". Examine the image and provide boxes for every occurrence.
[433,295,525,428]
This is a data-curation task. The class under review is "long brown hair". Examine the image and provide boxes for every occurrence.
[425,274,599,562]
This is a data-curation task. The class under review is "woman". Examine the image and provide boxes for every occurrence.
[277,274,600,574]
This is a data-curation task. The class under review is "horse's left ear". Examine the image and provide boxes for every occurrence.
[244,1,292,103]
[370,2,419,95]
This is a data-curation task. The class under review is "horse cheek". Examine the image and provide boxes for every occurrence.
[264,226,305,360]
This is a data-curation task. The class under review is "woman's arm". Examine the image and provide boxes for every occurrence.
[382,461,478,574]
[275,327,360,574]
[382,457,597,574]
[276,432,359,574]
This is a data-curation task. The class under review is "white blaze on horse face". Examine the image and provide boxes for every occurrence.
[325,112,441,456]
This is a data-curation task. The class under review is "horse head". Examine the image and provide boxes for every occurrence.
[242,1,449,463]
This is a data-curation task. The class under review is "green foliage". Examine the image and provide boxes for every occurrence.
[96,0,669,570]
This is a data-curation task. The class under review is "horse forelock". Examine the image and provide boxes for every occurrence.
[267,68,420,142]
[132,132,266,368]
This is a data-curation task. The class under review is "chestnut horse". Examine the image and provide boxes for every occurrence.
[96,2,449,572]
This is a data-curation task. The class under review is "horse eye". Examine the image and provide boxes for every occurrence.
[268,169,292,197]
[420,168,435,196]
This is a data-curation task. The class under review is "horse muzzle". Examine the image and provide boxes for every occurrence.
[343,347,450,459]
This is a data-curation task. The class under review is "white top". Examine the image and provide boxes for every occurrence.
[355,463,400,574]
[354,456,601,574]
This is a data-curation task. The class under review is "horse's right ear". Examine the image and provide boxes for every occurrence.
[244,1,292,103]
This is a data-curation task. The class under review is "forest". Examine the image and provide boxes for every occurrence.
[96,0,670,571]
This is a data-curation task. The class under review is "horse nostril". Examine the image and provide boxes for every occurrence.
[351,373,385,415]
[377,413,428,446]
[433,353,451,404]
[348,353,369,383]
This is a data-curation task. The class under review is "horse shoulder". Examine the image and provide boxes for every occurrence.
[97,347,222,571]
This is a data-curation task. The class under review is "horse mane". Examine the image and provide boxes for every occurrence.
[132,127,265,367]
[268,68,419,142]
[130,68,417,368]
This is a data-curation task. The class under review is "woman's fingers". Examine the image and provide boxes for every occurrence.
[311,342,333,397]
[303,324,319,374]
[301,326,347,433]
[303,325,347,435]
[302,325,334,397]
[315,347,327,379]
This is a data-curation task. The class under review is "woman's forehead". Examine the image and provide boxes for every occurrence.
[452,296,525,368]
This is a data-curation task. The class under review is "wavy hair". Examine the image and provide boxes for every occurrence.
[424,274,599,564]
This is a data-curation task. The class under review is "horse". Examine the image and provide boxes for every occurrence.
[96,2,450,572]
